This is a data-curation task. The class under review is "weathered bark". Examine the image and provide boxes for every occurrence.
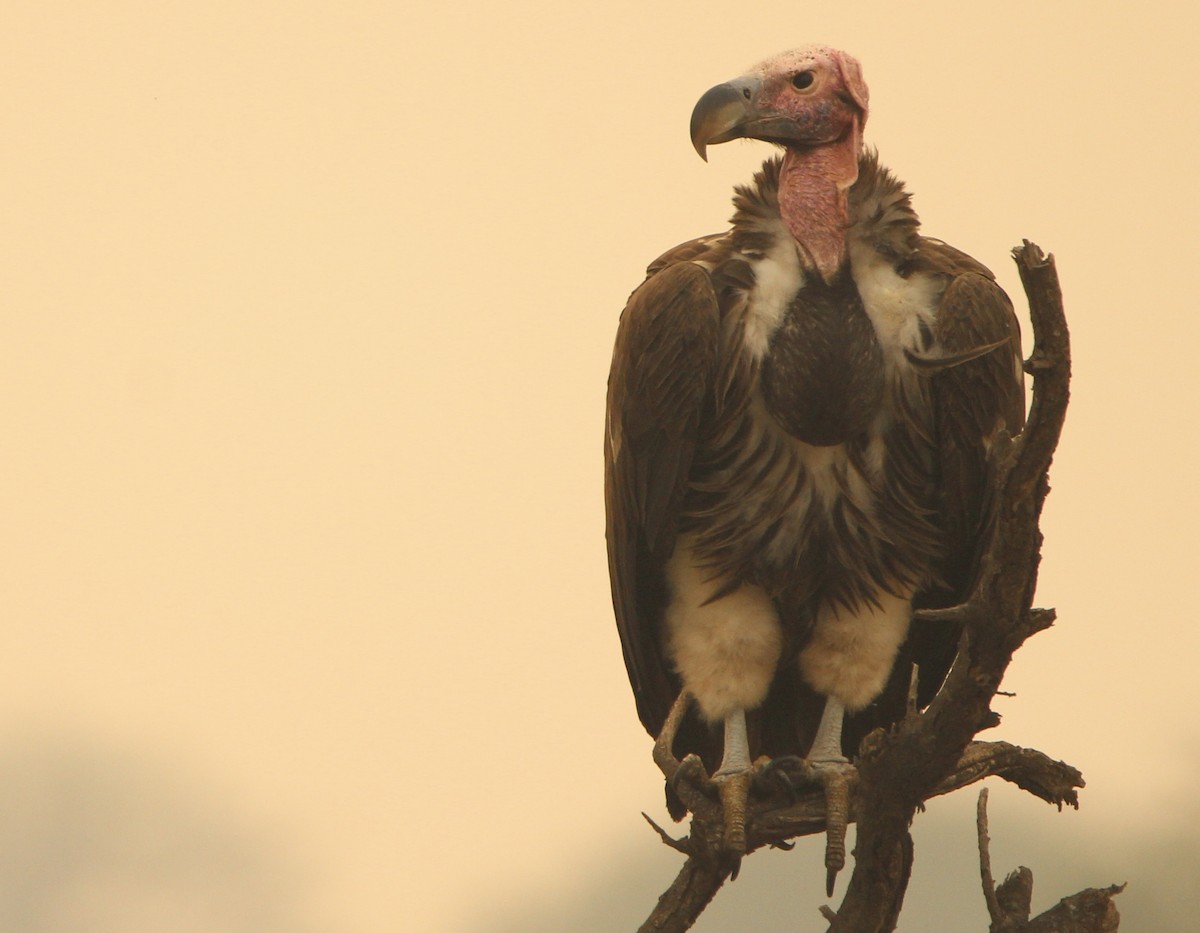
[637,243,1122,932]
[638,817,730,933]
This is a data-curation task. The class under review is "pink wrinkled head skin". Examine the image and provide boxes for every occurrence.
[749,45,869,131]
[745,46,871,282]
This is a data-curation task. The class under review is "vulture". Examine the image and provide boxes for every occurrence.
[604,45,1024,872]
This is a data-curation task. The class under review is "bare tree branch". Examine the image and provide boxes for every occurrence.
[976,788,1125,933]
[1024,886,1124,933]
[638,818,731,933]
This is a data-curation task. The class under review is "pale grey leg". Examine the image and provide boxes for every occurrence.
[715,709,751,776]
[807,697,848,763]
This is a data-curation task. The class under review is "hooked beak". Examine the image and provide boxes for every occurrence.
[690,74,854,161]
[689,77,762,161]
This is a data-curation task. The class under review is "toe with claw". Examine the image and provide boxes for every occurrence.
[712,765,752,859]
[804,756,857,896]
[754,752,858,895]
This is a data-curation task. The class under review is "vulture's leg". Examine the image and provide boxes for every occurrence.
[713,709,752,855]
[808,695,847,763]
[794,588,914,895]
[662,537,783,861]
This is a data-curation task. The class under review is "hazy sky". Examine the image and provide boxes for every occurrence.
[3,2,1198,930]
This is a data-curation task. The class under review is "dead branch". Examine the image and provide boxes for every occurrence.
[978,788,1003,922]
[977,788,1124,933]
[637,243,1121,932]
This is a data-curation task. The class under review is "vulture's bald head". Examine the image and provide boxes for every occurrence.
[690,45,869,160]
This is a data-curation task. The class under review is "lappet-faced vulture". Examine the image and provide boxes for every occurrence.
[604,45,1024,886]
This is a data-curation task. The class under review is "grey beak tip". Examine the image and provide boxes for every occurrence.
[690,78,757,163]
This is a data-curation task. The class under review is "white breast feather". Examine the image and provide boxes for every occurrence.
[849,241,939,364]
[741,231,805,359]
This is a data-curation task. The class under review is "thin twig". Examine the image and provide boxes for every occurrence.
[642,812,690,854]
[978,789,1002,924]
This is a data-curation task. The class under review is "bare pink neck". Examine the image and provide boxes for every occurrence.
[777,128,862,283]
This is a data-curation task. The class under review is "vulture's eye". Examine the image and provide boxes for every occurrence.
[791,71,815,90]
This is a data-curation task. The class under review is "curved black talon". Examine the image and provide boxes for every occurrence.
[754,755,810,801]
[770,768,798,800]
[763,754,808,772]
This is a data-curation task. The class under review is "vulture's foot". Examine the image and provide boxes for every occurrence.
[712,764,752,865]
[668,753,716,802]
[756,754,856,895]
[809,758,856,896]
[666,755,749,874]
[754,754,807,801]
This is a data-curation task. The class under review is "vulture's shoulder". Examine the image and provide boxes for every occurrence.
[644,233,728,278]
[909,237,1021,369]
[848,153,1018,358]
[907,237,998,282]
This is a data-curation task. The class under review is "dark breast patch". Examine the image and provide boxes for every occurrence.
[760,271,885,446]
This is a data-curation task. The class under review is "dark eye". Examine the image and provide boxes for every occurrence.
[791,71,815,90]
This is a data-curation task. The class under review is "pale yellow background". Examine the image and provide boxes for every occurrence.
[3,2,1197,930]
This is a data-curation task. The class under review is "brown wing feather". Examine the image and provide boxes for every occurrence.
[906,238,1026,701]
[926,240,1025,590]
[846,240,1025,745]
[605,259,722,736]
